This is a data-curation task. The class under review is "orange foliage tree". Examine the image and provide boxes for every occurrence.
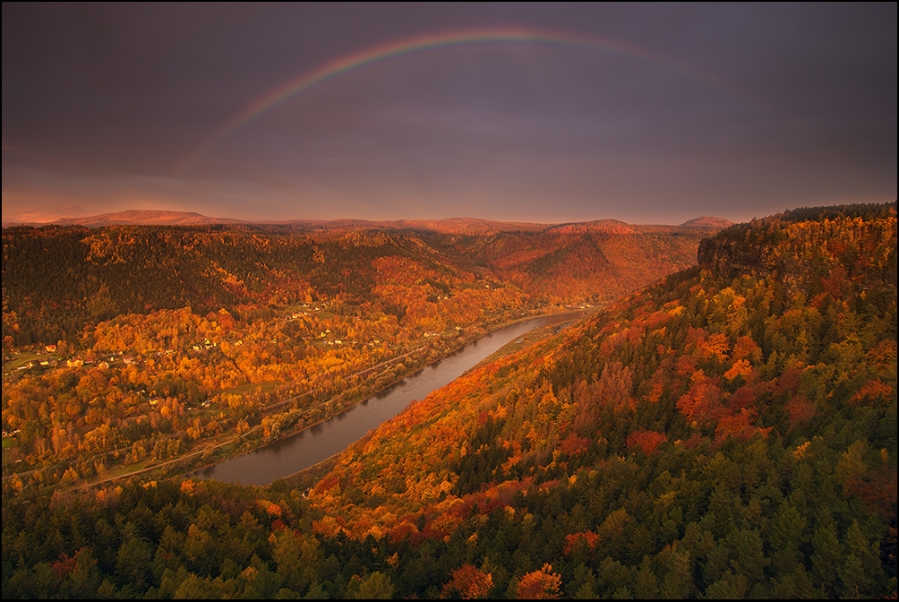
[516,564,563,599]
[441,564,494,599]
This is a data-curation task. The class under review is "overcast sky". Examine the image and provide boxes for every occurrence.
[2,3,896,225]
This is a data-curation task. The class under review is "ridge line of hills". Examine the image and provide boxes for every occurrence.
[2,209,733,233]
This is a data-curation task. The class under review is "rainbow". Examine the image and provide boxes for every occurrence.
[180,26,733,172]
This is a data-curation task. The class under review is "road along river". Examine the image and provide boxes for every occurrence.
[196,313,581,486]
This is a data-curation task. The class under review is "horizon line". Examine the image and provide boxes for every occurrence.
[2,209,736,229]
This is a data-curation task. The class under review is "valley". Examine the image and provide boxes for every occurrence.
[2,217,717,490]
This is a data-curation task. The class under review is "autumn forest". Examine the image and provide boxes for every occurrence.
[2,204,896,598]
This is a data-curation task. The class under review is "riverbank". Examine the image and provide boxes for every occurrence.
[194,310,592,486]
[274,310,591,491]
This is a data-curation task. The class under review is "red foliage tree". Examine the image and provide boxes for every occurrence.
[676,381,725,425]
[785,395,816,427]
[626,429,668,455]
[714,408,757,442]
[559,431,590,455]
[563,531,600,555]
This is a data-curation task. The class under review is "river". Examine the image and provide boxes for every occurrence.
[196,313,581,486]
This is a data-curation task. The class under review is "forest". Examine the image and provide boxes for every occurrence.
[2,220,712,491]
[1,204,896,598]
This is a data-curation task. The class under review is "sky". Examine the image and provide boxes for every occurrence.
[2,3,896,226]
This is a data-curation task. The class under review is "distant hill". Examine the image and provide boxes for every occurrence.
[5,209,248,228]
[679,216,734,229]
[543,219,637,235]
[428,221,728,306]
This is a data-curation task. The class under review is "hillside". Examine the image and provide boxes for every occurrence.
[1,226,513,347]
[425,223,718,306]
[1,220,718,347]
[1,203,894,598]
[1,218,719,506]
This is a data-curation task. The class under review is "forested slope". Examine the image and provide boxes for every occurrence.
[1,226,515,347]
[2,220,714,489]
[2,204,895,598]
[299,202,897,597]
[424,221,715,306]
[2,221,715,348]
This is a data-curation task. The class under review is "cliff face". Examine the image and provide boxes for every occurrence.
[697,204,897,294]
[697,236,764,279]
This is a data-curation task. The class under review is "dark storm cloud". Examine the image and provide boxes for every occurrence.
[2,3,896,224]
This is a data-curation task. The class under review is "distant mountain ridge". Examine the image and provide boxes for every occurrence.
[4,209,732,233]
[15,209,248,227]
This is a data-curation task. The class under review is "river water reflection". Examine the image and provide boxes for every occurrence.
[197,314,579,486]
